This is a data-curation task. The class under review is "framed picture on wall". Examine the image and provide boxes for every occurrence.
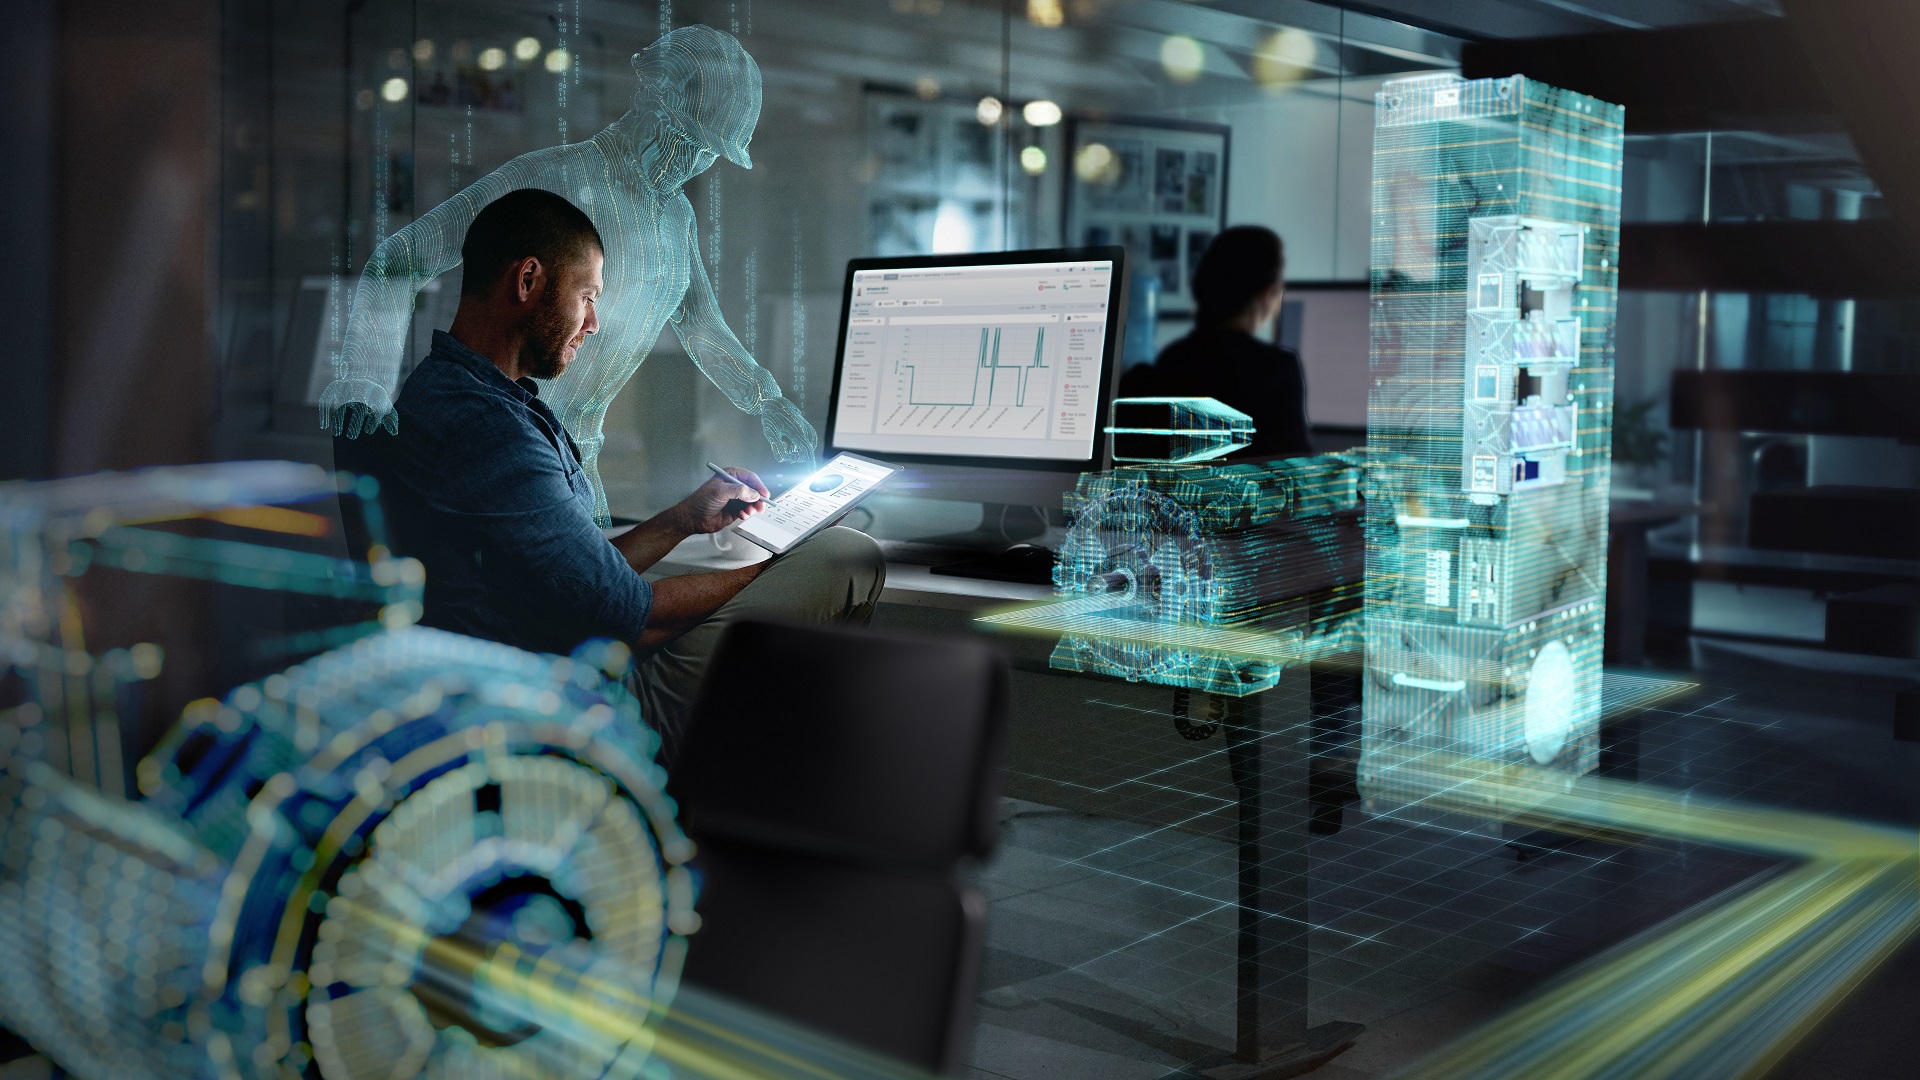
[1063,116,1229,316]
[861,83,1017,258]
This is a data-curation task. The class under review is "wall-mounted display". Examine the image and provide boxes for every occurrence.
[1064,116,1229,315]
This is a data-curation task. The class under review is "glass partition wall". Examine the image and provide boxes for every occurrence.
[203,7,1462,1073]
[213,0,1458,517]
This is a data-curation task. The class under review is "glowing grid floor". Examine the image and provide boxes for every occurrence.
[961,659,1917,1080]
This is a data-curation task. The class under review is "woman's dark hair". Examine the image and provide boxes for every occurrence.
[460,188,604,296]
[1190,225,1285,325]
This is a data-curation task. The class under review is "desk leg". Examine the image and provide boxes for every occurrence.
[1606,522,1651,663]
[1198,670,1363,1079]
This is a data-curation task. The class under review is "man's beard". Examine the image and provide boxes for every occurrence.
[524,300,580,381]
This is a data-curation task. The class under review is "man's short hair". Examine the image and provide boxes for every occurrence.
[460,188,604,296]
[1191,226,1285,325]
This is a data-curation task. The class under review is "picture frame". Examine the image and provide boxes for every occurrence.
[1063,115,1230,316]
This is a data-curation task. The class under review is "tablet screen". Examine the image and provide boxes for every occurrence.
[733,452,898,554]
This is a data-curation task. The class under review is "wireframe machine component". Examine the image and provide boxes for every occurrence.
[1046,398,1366,696]
[1359,73,1625,827]
[1107,397,1256,465]
[0,465,693,1079]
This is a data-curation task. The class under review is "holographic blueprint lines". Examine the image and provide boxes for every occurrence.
[1039,447,1367,697]
[0,464,686,1078]
[324,25,815,524]
[1360,73,1625,827]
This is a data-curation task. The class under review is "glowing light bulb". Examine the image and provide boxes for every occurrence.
[412,39,435,64]
[1026,0,1064,29]
[478,47,507,72]
[976,95,1004,126]
[1253,27,1317,87]
[1019,145,1048,175]
[380,77,409,104]
[514,36,542,62]
[1160,35,1204,83]
[1022,99,1062,127]
[545,48,570,73]
[1074,141,1117,184]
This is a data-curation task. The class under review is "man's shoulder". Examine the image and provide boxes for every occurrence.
[396,358,529,441]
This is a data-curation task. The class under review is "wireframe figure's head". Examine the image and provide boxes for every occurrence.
[632,25,761,191]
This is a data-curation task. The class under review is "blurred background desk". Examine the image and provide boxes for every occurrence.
[1607,498,1701,663]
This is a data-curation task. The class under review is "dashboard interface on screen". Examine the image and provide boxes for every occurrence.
[829,258,1116,462]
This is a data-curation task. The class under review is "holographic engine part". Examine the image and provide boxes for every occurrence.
[0,464,694,1078]
[1107,396,1254,464]
[1359,73,1624,829]
[1045,398,1366,696]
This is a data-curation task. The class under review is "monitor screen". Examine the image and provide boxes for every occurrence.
[825,247,1126,469]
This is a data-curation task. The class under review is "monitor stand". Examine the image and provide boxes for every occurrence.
[921,503,1057,586]
[916,501,1050,548]
[869,502,1060,585]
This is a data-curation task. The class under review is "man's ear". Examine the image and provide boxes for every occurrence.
[513,256,545,304]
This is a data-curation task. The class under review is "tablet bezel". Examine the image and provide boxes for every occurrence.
[730,451,899,556]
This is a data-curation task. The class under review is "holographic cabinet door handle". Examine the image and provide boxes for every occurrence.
[1392,672,1467,693]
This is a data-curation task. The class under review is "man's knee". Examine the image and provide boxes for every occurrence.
[809,526,885,598]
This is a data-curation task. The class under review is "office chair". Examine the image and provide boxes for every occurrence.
[671,619,1010,1074]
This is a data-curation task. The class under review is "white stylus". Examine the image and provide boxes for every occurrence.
[705,462,773,506]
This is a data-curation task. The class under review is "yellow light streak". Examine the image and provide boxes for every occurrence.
[326,897,932,1080]
[1380,751,1919,1079]
[199,504,333,536]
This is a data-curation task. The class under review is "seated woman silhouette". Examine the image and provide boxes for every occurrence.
[1119,226,1312,458]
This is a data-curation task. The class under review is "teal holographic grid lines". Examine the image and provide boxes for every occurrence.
[1360,73,1624,831]
[1037,417,1367,696]
[1107,397,1255,464]
[324,25,814,524]
[0,464,697,1079]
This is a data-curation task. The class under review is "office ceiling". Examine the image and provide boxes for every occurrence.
[1329,0,1781,40]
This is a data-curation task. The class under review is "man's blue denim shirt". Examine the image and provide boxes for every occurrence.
[341,330,652,655]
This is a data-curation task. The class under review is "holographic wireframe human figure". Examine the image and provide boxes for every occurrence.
[322,25,816,523]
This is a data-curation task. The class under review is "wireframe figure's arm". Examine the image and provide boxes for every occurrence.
[323,173,514,437]
[669,215,818,464]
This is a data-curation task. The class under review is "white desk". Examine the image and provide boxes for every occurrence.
[644,533,1054,612]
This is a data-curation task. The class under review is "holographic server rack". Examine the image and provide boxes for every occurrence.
[1359,73,1625,830]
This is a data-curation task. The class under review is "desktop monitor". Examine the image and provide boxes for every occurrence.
[824,247,1128,538]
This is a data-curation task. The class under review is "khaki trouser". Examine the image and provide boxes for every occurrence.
[632,525,886,759]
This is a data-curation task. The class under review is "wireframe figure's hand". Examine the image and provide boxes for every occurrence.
[319,379,399,439]
[759,397,818,466]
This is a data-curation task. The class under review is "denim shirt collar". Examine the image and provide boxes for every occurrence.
[429,329,545,402]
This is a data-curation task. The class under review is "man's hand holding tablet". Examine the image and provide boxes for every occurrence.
[732,452,899,555]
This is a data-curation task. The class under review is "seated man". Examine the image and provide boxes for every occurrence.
[338,188,883,755]
[1120,226,1312,458]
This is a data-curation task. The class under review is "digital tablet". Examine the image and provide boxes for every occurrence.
[731,452,898,556]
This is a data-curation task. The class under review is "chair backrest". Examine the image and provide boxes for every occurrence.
[671,619,1010,1072]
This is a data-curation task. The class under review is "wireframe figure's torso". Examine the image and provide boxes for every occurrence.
[331,116,808,523]
[524,132,696,465]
